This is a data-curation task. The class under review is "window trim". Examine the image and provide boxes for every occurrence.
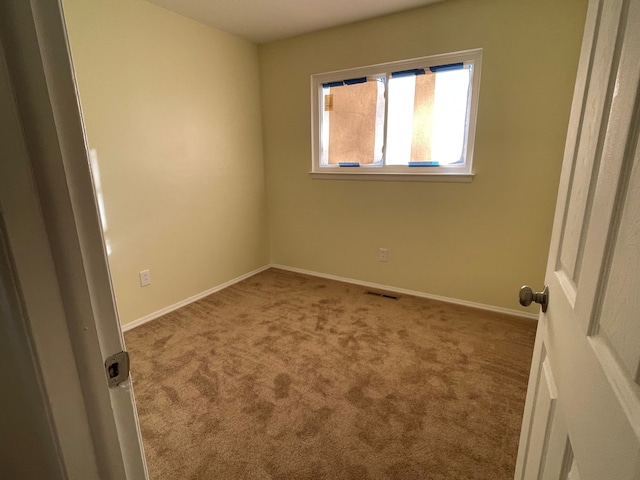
[310,49,482,181]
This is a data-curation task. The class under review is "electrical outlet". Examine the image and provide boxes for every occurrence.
[139,269,151,287]
[379,248,388,262]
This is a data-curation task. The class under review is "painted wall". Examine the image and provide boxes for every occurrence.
[0,88,64,478]
[259,0,587,312]
[0,289,64,480]
[63,0,269,325]
[64,0,587,325]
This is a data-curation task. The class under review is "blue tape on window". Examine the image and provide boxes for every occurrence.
[429,62,464,73]
[391,68,426,78]
[408,161,440,167]
[338,162,361,167]
[344,77,367,85]
[322,77,367,88]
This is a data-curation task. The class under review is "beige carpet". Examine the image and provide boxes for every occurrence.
[125,268,536,480]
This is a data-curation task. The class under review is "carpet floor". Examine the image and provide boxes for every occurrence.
[124,268,536,480]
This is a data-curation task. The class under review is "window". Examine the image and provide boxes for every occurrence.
[311,49,482,181]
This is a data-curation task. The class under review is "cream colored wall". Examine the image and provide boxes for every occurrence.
[63,0,586,324]
[63,0,269,325]
[259,0,588,312]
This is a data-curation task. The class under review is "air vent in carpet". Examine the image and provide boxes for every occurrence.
[365,290,399,300]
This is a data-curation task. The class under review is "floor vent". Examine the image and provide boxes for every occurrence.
[365,290,399,300]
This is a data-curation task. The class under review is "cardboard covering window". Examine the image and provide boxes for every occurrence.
[411,72,437,162]
[323,80,385,165]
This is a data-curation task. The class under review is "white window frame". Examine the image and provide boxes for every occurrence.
[310,49,482,182]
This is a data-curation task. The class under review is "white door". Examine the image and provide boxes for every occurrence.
[0,1,148,478]
[514,0,640,478]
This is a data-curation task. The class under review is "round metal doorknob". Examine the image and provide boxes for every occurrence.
[519,285,549,312]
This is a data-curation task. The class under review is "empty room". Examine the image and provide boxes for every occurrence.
[13,0,595,477]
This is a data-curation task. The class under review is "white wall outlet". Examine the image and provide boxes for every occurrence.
[379,248,388,262]
[139,269,151,287]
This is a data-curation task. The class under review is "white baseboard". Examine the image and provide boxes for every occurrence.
[123,263,537,332]
[271,264,538,321]
[121,264,272,332]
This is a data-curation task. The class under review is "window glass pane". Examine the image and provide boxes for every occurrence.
[386,67,471,166]
[432,68,470,165]
[386,75,417,165]
[321,80,385,165]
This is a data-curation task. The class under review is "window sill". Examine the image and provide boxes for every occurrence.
[309,171,474,182]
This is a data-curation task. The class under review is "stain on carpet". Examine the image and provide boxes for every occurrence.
[274,373,292,399]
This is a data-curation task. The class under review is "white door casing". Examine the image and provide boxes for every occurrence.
[515,0,640,479]
[0,1,148,478]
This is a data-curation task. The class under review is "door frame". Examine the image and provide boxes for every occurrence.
[0,0,147,478]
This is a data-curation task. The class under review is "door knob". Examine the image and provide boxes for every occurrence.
[519,285,549,312]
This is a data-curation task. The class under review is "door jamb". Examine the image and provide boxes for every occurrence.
[0,1,147,478]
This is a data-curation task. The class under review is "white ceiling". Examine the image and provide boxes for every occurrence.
[144,0,446,44]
